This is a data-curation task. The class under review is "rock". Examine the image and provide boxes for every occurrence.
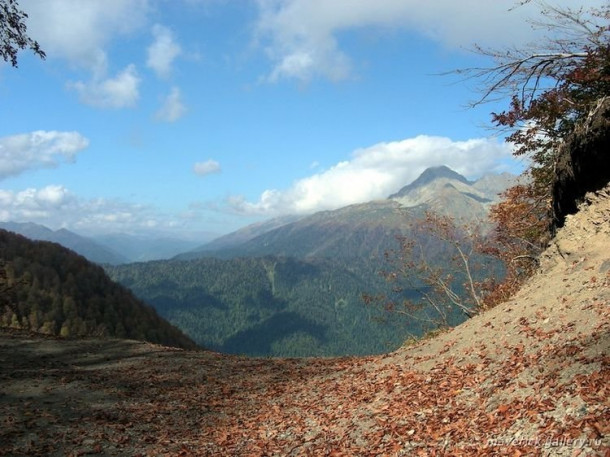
[552,97,610,231]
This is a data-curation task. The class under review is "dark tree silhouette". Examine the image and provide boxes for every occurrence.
[1,0,45,67]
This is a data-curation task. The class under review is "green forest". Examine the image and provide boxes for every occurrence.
[106,255,468,357]
[0,229,197,350]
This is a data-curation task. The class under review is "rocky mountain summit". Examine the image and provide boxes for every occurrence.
[389,165,516,222]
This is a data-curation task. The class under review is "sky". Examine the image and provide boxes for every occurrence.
[0,0,605,241]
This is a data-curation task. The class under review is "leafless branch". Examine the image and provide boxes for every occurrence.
[449,1,609,107]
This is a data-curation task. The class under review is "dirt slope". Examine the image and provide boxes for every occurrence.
[1,187,609,456]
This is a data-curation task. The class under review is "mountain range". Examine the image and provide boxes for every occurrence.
[178,166,516,261]
[106,166,517,356]
[0,222,201,264]
[1,166,517,356]
[0,166,515,266]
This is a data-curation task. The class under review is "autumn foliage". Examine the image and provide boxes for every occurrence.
[480,183,551,307]
[487,3,609,232]
[468,3,608,305]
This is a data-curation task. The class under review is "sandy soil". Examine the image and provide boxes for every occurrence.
[1,187,609,456]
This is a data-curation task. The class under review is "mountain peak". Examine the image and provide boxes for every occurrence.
[389,166,470,199]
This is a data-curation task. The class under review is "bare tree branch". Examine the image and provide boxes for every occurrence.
[449,1,609,108]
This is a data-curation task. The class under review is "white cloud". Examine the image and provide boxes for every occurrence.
[0,185,179,234]
[68,64,141,108]
[254,0,607,83]
[156,87,187,122]
[0,186,74,222]
[22,0,150,70]
[0,131,89,179]
[147,24,182,79]
[22,1,147,109]
[35,185,71,206]
[194,159,221,176]
[229,135,516,215]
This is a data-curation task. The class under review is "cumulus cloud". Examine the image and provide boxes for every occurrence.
[0,186,74,222]
[194,159,221,177]
[0,131,89,180]
[254,0,606,83]
[147,24,182,79]
[23,0,150,70]
[68,64,141,109]
[0,185,178,234]
[229,135,516,215]
[21,1,147,109]
[156,87,187,122]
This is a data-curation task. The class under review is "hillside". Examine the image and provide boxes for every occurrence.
[1,185,608,456]
[177,200,416,261]
[189,214,303,254]
[106,255,461,357]
[0,229,197,350]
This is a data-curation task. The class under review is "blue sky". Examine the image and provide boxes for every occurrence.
[0,0,602,240]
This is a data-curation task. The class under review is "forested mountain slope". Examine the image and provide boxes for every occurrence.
[0,230,197,350]
[109,167,509,357]
[106,255,455,356]
[1,184,608,456]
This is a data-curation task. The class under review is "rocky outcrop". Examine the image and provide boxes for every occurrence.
[552,97,610,230]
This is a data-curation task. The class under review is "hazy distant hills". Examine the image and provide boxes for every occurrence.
[178,166,516,261]
[94,233,201,263]
[0,222,128,265]
[0,222,202,264]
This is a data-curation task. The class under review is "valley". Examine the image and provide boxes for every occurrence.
[2,3,608,454]
[2,166,515,357]
[105,167,513,356]
[1,183,608,455]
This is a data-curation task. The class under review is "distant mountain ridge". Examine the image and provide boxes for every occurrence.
[388,165,516,222]
[389,165,472,198]
[0,222,128,265]
[178,166,517,260]
[190,214,303,254]
[0,222,204,264]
